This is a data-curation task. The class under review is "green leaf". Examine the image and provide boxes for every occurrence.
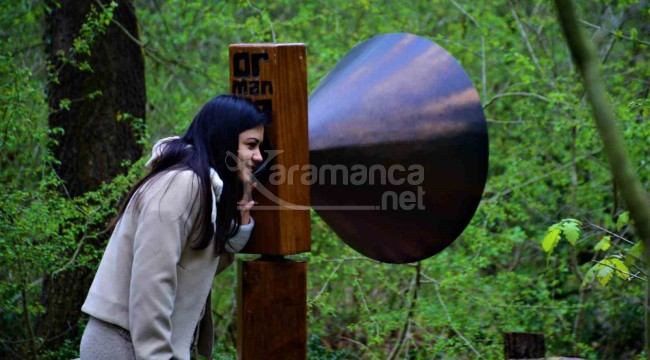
[561,220,581,245]
[617,211,629,231]
[594,236,611,252]
[596,258,631,285]
[581,264,598,289]
[596,262,614,286]
[59,98,71,111]
[542,226,561,254]
[607,258,630,281]
[627,242,644,265]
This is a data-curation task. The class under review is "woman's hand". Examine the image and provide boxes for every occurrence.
[238,181,256,225]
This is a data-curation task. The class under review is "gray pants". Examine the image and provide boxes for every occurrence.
[80,317,135,360]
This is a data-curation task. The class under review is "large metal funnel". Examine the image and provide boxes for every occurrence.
[309,33,488,263]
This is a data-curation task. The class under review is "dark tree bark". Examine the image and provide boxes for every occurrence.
[46,0,144,197]
[37,0,145,351]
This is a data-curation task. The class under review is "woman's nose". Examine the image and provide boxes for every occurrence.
[252,150,263,163]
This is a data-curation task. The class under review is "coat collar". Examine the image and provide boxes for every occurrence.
[145,136,224,229]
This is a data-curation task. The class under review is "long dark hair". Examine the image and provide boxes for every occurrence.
[113,95,271,255]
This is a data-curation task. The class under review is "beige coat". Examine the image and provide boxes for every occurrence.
[82,169,253,360]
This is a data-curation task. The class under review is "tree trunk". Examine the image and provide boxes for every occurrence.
[37,0,145,352]
[554,0,650,359]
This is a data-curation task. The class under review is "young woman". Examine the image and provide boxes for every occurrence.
[79,95,270,360]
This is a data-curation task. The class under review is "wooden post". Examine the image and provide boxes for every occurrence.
[229,44,310,359]
[230,43,310,255]
[503,332,546,359]
[237,259,307,358]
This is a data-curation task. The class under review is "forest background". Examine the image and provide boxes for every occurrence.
[1,0,649,359]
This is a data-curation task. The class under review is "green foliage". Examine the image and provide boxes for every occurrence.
[584,257,631,287]
[594,235,611,252]
[2,0,649,358]
[617,211,630,231]
[56,1,118,74]
[628,242,644,265]
[542,226,562,254]
[542,219,582,254]
[543,216,642,289]
[0,1,144,357]
[543,216,641,296]
[72,2,117,56]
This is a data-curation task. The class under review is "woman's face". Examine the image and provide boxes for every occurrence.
[237,124,265,184]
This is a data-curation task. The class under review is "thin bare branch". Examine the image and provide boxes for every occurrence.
[483,91,564,109]
[311,261,343,302]
[486,149,602,202]
[509,1,547,83]
[448,0,486,99]
[585,220,635,245]
[579,18,650,46]
[353,279,379,336]
[387,262,421,360]
[94,0,209,77]
[591,260,646,281]
[433,281,482,358]
[247,1,277,42]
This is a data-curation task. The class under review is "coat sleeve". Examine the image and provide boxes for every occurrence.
[224,217,254,253]
[128,171,200,360]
